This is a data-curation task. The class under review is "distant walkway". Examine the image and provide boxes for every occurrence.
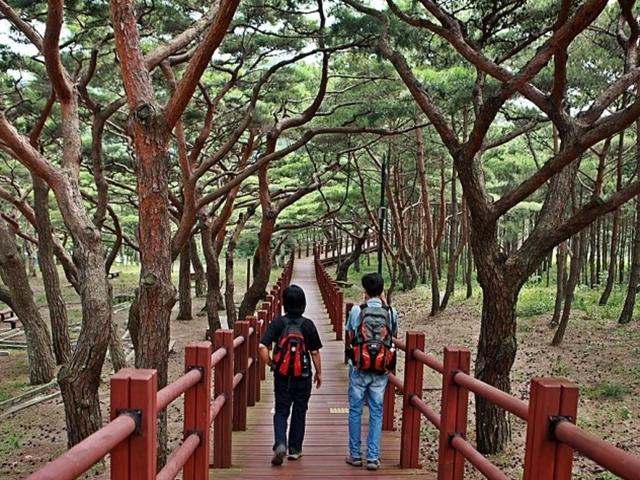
[210,256,427,479]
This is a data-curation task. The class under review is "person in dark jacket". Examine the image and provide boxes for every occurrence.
[258,284,323,466]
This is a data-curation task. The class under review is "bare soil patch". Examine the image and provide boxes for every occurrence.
[0,296,211,479]
[367,284,640,480]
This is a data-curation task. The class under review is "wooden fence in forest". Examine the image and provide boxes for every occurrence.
[25,254,294,480]
[313,246,640,480]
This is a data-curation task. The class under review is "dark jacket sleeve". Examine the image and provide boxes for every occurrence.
[305,320,323,351]
[260,317,282,346]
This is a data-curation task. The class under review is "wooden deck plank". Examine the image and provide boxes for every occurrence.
[211,257,432,479]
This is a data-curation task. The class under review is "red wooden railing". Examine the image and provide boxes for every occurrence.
[309,235,378,265]
[26,253,295,480]
[314,247,343,341]
[313,248,640,480]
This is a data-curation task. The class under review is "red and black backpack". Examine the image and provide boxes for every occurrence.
[272,317,310,378]
[351,304,396,374]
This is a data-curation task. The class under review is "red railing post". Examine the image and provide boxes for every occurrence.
[265,295,275,320]
[400,331,425,469]
[336,290,344,341]
[523,378,578,480]
[183,342,212,480]
[437,347,471,480]
[247,315,259,405]
[331,283,338,331]
[233,320,250,431]
[110,368,157,480]
[213,329,234,468]
[258,309,268,380]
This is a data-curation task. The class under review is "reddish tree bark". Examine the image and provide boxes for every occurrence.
[0,217,56,385]
[176,242,193,320]
[33,176,71,365]
[599,132,625,305]
[416,125,440,315]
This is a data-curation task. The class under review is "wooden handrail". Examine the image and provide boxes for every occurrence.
[210,393,226,422]
[157,433,200,480]
[314,244,640,480]
[25,252,297,479]
[453,370,528,420]
[210,346,227,366]
[25,413,137,480]
[412,348,443,373]
[450,435,508,480]
[554,420,640,479]
[157,368,203,412]
[409,395,440,430]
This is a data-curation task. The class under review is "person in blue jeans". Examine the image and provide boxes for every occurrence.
[345,273,398,471]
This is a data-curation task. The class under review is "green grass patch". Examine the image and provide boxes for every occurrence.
[585,382,630,400]
[550,357,572,377]
[0,423,23,456]
[0,379,29,403]
[516,320,533,333]
[516,286,555,317]
[596,472,623,480]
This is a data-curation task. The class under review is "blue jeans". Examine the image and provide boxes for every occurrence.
[347,366,388,461]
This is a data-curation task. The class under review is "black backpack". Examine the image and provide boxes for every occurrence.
[351,304,396,374]
[272,316,310,378]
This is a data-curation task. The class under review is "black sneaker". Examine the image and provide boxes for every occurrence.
[345,455,363,467]
[288,449,302,460]
[366,458,381,470]
[271,444,286,466]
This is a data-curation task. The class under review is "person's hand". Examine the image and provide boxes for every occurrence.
[314,372,322,389]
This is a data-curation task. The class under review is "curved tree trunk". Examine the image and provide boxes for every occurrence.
[599,132,625,305]
[336,234,366,282]
[0,283,13,309]
[176,242,193,320]
[24,240,37,277]
[619,203,640,324]
[33,175,71,365]
[190,237,207,297]
[225,212,251,328]
[271,236,287,268]
[224,251,237,328]
[109,321,128,373]
[416,126,440,314]
[440,168,459,310]
[589,223,596,287]
[549,242,567,327]
[202,225,222,333]
[0,217,56,385]
[600,210,621,305]
[473,257,519,454]
[552,231,586,345]
[238,165,276,320]
[465,244,473,299]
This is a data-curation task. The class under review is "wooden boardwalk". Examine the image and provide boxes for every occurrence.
[211,256,428,479]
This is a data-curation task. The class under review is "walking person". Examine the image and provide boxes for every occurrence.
[258,284,323,466]
[345,273,398,471]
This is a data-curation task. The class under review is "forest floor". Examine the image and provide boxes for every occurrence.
[1,258,639,479]
[0,259,282,479]
[364,282,640,480]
